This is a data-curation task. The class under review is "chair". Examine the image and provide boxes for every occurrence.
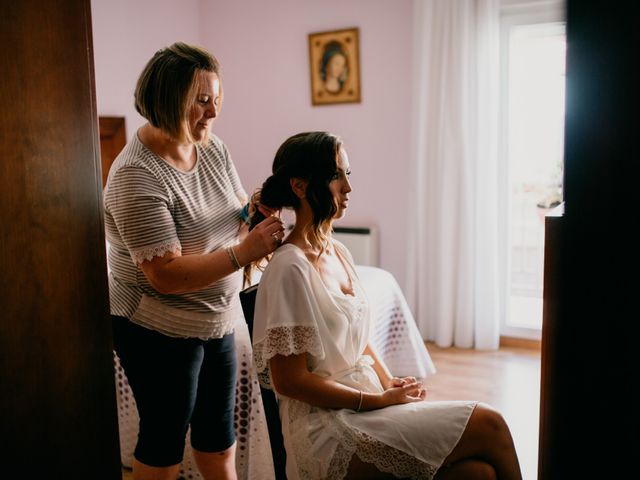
[239,284,287,480]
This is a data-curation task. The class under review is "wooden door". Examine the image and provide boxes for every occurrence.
[0,0,121,477]
[538,1,640,477]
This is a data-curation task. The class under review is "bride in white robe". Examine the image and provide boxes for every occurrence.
[254,241,475,479]
[249,132,523,480]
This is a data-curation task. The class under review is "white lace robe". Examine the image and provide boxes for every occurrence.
[253,243,476,479]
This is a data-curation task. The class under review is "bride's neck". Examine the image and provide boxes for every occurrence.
[287,220,331,254]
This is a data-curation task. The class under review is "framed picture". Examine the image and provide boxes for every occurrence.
[308,27,361,106]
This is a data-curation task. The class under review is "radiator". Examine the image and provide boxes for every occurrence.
[333,226,379,266]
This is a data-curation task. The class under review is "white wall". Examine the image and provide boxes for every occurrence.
[91,0,414,287]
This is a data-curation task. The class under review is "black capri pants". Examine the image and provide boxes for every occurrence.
[112,315,237,467]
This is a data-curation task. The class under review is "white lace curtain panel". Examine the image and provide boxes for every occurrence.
[406,0,501,349]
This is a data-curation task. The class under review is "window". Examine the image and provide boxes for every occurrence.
[499,1,566,340]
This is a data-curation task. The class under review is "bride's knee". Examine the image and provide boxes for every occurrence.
[471,461,497,480]
[476,462,497,480]
[471,403,512,442]
[436,459,496,480]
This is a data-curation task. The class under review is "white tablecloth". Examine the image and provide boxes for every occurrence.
[114,266,435,479]
[356,265,436,379]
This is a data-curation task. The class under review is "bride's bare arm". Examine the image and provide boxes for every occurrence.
[363,343,394,388]
[363,344,425,396]
[269,353,424,411]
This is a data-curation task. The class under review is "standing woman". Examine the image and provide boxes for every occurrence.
[104,42,285,480]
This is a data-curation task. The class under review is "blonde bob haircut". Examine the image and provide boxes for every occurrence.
[134,42,222,144]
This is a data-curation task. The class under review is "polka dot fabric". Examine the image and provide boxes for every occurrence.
[356,266,436,379]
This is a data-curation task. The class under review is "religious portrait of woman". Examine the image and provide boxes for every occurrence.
[321,41,349,94]
[309,28,361,105]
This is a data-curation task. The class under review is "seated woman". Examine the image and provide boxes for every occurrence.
[250,132,523,480]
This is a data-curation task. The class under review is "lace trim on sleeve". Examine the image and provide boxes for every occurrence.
[253,325,323,389]
[130,240,182,265]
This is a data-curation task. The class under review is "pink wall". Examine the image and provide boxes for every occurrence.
[91,0,202,141]
[91,0,414,287]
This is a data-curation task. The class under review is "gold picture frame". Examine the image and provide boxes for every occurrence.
[308,27,361,106]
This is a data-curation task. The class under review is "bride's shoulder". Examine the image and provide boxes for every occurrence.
[267,243,312,272]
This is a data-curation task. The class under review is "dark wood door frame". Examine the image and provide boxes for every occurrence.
[538,1,639,478]
[0,1,122,477]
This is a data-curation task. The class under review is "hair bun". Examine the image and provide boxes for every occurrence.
[260,174,297,210]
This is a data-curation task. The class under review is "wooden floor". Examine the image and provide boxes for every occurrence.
[122,343,541,480]
[425,342,541,480]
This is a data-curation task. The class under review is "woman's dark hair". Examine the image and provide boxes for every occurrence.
[243,132,343,285]
[134,42,222,144]
[250,131,343,236]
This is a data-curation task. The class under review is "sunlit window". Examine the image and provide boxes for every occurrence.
[503,22,566,336]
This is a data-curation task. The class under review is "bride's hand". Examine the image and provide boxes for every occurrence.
[381,380,427,406]
[386,376,416,389]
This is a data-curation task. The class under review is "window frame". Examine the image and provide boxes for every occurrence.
[498,0,566,341]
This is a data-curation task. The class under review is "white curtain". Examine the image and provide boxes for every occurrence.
[406,0,501,349]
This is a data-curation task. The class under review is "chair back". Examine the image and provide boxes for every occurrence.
[240,284,287,479]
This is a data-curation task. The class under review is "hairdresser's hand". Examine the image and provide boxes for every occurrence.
[249,189,279,218]
[236,215,285,264]
[379,379,427,407]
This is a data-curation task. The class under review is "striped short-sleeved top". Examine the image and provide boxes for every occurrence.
[104,132,246,340]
